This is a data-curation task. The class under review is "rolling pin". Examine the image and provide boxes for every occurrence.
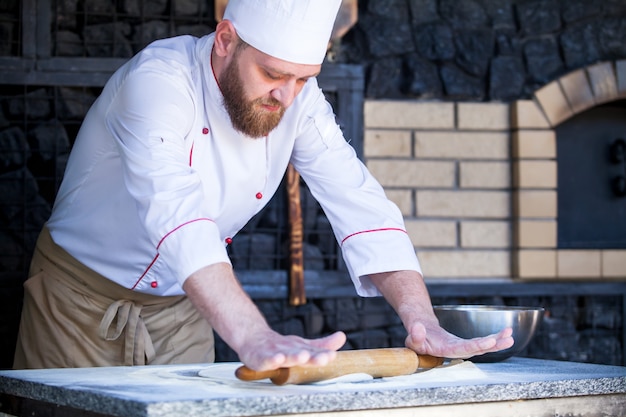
[235,347,444,385]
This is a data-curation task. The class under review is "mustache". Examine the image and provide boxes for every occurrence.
[257,97,283,109]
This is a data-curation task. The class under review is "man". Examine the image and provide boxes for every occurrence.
[14,0,513,370]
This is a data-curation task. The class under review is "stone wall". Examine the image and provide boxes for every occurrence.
[334,0,626,101]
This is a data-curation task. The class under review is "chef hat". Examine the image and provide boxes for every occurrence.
[223,0,342,65]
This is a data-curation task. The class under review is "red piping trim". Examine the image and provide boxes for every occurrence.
[156,218,215,250]
[132,254,160,290]
[189,142,194,166]
[341,227,407,245]
[131,218,215,289]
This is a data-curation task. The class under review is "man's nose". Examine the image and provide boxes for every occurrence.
[270,80,298,108]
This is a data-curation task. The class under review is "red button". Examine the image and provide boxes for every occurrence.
[255,192,263,199]
[151,281,158,288]
[225,237,233,245]
[202,127,209,134]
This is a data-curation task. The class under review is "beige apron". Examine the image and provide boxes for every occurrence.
[13,226,215,369]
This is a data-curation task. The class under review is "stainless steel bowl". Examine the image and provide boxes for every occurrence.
[433,305,544,362]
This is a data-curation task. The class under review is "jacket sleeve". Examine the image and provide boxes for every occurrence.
[290,86,422,297]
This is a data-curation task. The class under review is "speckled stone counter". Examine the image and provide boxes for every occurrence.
[0,357,625,417]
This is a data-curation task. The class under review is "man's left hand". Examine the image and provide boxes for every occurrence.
[404,320,513,359]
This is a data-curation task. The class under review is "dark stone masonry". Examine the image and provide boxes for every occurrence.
[331,0,626,101]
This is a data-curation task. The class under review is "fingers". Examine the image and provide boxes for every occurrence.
[313,331,347,351]
[240,331,347,371]
[499,327,514,339]
[476,335,498,351]
[404,323,515,359]
[476,328,514,352]
[246,348,311,371]
[492,327,514,351]
[453,329,514,358]
[290,332,346,367]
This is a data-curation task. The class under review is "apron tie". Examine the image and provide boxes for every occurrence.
[99,300,156,365]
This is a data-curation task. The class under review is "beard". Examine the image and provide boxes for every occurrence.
[218,55,286,138]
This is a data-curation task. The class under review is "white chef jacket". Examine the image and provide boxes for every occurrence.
[47,34,421,297]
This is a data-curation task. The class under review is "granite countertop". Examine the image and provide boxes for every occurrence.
[0,357,625,417]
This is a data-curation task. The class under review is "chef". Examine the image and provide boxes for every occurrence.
[13,0,513,370]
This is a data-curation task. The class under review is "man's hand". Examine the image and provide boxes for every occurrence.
[404,320,513,359]
[237,330,346,371]
[183,263,346,371]
[369,270,514,359]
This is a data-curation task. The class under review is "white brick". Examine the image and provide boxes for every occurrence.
[457,102,510,130]
[365,100,454,129]
[364,129,412,157]
[460,221,510,248]
[419,250,510,278]
[459,161,510,189]
[368,160,455,187]
[417,191,510,218]
[405,220,457,247]
[414,131,509,160]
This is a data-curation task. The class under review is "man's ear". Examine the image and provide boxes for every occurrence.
[213,20,238,57]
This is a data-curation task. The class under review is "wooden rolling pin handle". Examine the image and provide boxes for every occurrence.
[418,354,445,368]
[235,365,292,385]
[235,367,282,382]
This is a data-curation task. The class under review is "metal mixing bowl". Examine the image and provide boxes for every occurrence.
[433,305,544,362]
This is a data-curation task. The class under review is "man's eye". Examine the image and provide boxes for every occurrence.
[266,71,281,80]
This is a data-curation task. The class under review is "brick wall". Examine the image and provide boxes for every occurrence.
[363,60,626,281]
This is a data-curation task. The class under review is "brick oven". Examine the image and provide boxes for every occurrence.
[0,0,625,368]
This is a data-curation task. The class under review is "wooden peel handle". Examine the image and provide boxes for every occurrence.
[286,164,305,306]
[235,348,444,385]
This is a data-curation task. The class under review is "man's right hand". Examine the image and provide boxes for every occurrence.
[237,330,346,371]
[183,263,346,370]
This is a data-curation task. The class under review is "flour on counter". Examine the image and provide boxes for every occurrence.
[194,360,487,389]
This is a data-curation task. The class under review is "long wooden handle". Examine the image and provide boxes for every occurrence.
[235,348,444,385]
[286,163,305,306]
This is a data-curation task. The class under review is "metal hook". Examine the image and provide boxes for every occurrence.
[609,138,625,164]
[610,139,626,197]
[612,176,626,197]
